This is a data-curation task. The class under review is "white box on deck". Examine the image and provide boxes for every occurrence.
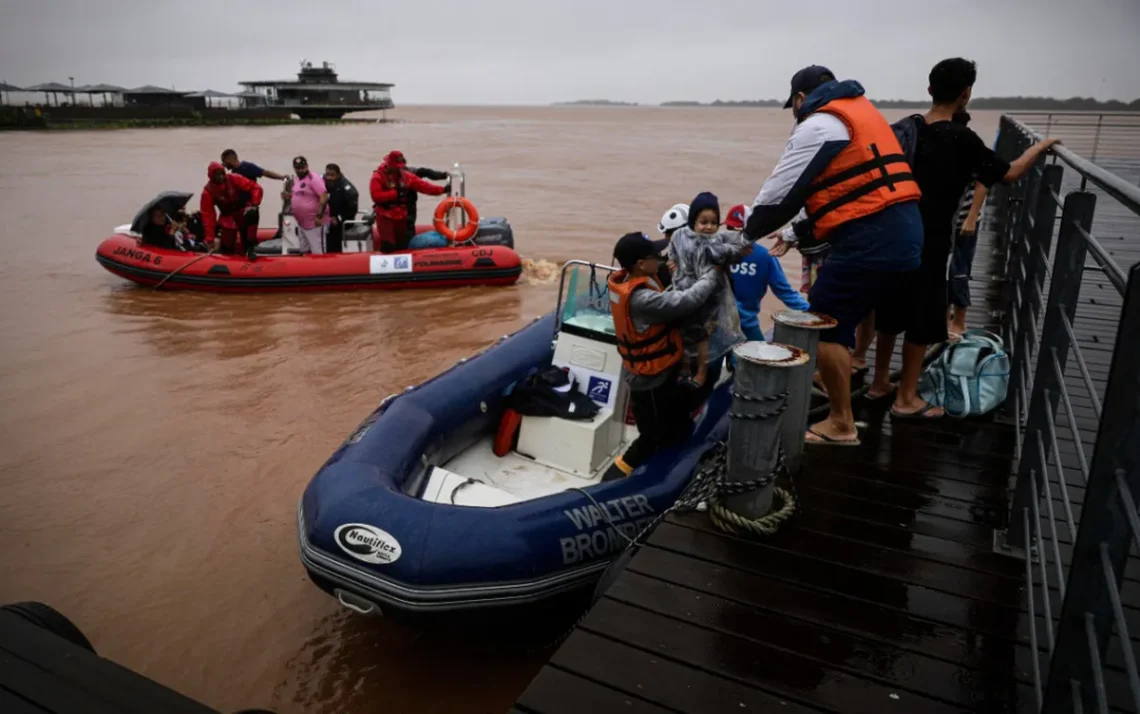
[514,328,629,477]
[516,408,622,477]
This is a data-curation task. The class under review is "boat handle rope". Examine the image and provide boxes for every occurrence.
[153,244,219,290]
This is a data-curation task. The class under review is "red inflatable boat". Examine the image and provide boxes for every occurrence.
[96,225,523,293]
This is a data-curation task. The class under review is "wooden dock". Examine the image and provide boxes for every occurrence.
[0,606,222,714]
[513,154,1140,714]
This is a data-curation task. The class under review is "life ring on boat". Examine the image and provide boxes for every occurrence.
[433,197,480,243]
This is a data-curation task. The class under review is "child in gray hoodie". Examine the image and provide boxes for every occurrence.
[667,191,750,388]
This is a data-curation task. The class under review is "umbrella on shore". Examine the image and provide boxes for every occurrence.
[76,83,125,107]
[0,81,23,105]
[25,82,73,106]
[130,191,194,234]
[186,89,235,109]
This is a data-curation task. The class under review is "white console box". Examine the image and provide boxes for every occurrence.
[517,408,621,477]
[514,327,629,477]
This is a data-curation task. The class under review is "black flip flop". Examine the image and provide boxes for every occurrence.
[805,428,861,447]
[890,402,944,420]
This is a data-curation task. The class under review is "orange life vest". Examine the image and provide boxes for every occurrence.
[803,95,922,238]
[607,271,684,377]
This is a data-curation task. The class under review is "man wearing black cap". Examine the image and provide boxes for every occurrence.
[285,155,330,254]
[604,232,720,479]
[741,65,924,446]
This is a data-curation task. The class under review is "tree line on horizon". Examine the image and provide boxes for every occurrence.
[657,96,1140,110]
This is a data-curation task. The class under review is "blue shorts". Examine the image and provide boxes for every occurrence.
[809,260,914,348]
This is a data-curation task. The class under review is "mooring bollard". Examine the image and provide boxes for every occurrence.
[772,310,837,476]
[724,341,809,518]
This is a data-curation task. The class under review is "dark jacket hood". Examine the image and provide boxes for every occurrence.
[797,79,866,121]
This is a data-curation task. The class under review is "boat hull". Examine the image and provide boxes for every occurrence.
[95,232,522,292]
[297,313,731,616]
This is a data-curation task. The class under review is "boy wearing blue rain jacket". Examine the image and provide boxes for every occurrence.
[725,204,810,340]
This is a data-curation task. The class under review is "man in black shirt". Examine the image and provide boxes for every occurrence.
[323,163,359,253]
[869,57,1060,419]
[405,164,451,236]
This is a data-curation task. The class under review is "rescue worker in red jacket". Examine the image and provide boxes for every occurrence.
[368,150,448,252]
[604,232,719,480]
[200,161,263,256]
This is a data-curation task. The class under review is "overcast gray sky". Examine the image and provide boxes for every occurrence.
[3,0,1138,104]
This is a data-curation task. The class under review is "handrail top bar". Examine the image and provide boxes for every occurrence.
[1003,114,1140,215]
[1009,111,1140,118]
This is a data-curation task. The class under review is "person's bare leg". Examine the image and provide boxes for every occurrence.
[694,340,709,387]
[867,332,897,398]
[892,341,945,416]
[949,305,967,336]
[806,341,859,442]
[851,313,874,371]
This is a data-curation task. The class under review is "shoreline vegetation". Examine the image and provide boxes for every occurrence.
[552,99,640,106]
[561,96,1140,111]
[0,109,398,131]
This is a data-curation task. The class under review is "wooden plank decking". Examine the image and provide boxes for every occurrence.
[0,609,220,714]
[514,155,1140,714]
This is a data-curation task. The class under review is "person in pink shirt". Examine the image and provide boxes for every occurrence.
[286,156,330,254]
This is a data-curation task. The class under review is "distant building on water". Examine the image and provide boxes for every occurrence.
[238,60,394,120]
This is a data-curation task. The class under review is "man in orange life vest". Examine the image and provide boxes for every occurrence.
[742,66,924,446]
[605,232,720,480]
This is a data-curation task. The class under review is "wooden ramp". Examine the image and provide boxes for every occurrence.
[515,148,1140,714]
[513,224,1035,714]
[0,608,220,714]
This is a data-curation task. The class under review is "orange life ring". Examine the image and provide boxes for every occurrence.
[433,197,480,243]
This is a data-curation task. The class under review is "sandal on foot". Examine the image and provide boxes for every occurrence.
[805,428,861,447]
[890,402,944,420]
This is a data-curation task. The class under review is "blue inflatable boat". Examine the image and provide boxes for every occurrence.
[297,261,732,617]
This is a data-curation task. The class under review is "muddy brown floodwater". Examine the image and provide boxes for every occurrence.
[0,105,999,713]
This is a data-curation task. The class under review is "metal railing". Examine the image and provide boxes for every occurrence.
[995,114,1140,712]
[1009,113,1140,162]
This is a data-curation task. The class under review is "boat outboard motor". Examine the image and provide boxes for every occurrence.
[472,218,514,249]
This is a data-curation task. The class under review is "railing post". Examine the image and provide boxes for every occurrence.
[989,117,1015,256]
[772,310,835,477]
[1005,188,1095,550]
[725,342,809,517]
[1008,163,1064,419]
[1091,114,1103,162]
[1042,264,1140,713]
[997,119,1030,267]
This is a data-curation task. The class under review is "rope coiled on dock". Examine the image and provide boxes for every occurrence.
[690,427,798,538]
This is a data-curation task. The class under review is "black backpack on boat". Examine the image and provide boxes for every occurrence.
[506,366,601,421]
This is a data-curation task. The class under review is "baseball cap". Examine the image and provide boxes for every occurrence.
[613,232,661,270]
[783,65,835,108]
[725,204,748,230]
[292,155,308,169]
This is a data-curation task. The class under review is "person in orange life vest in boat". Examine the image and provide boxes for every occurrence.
[368,150,450,253]
[603,232,720,481]
[200,162,263,257]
